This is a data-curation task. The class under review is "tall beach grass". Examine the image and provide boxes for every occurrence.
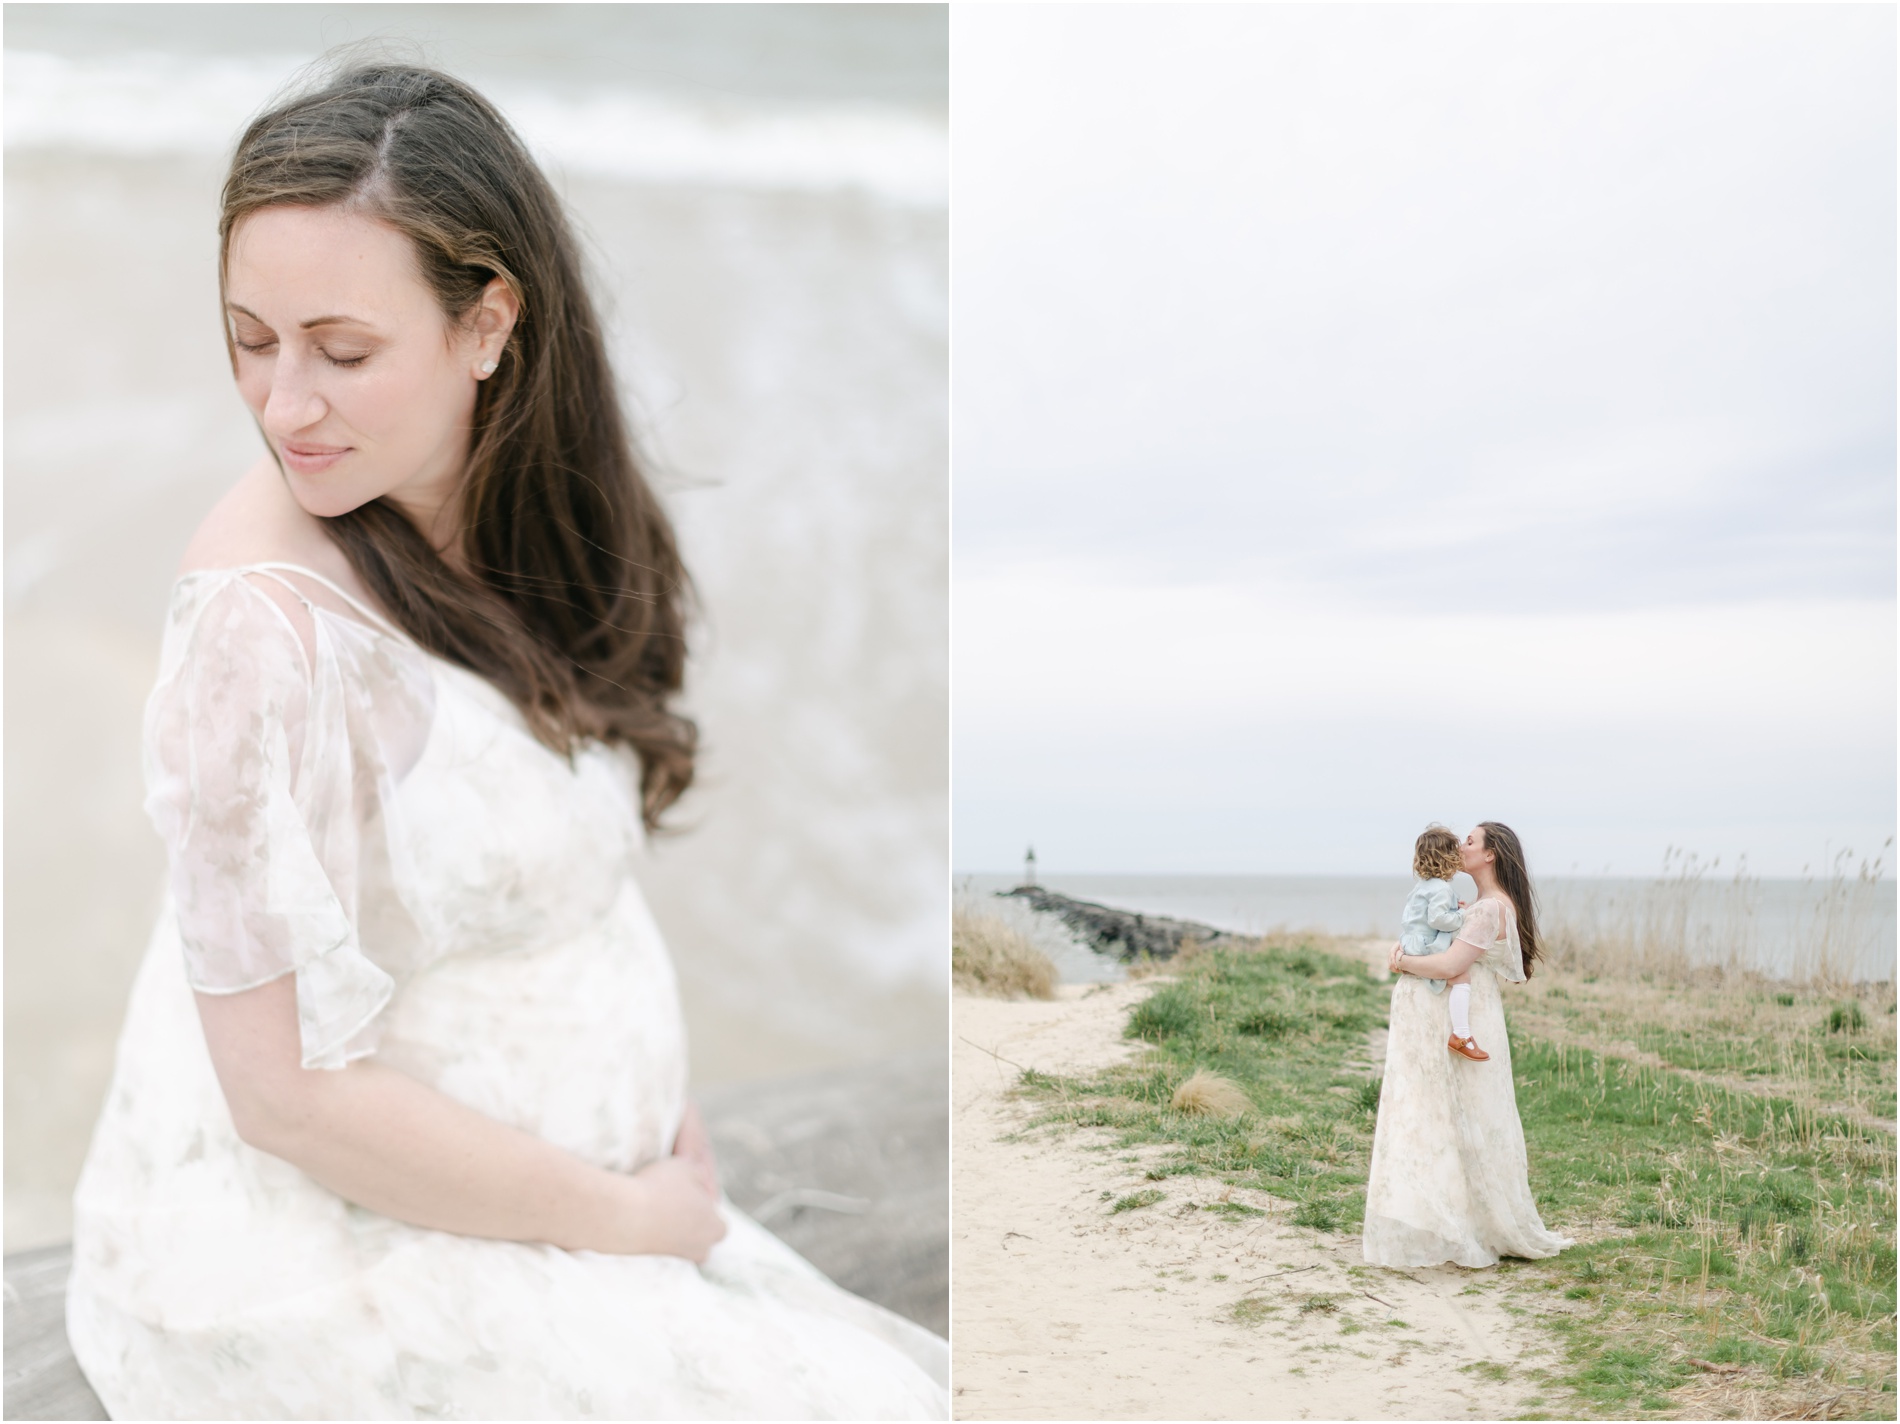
[1540,843,1893,989]
[952,906,1058,999]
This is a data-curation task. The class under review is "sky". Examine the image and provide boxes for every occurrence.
[952,4,1896,879]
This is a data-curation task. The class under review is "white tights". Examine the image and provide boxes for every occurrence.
[1448,981,1473,1040]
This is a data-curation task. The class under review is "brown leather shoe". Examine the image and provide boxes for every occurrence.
[1448,1033,1490,1062]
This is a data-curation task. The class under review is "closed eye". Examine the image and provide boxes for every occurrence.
[232,338,367,369]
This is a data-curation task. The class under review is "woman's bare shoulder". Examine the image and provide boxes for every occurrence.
[177,458,351,583]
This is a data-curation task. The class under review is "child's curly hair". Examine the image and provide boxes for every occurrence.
[1413,825,1462,881]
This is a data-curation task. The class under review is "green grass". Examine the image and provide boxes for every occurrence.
[1231,1294,1275,1325]
[1011,939,1897,1419]
[1109,1188,1164,1214]
[1830,1001,1869,1035]
[1511,977,1897,1122]
[1510,1037,1894,1416]
[1021,942,1388,1230]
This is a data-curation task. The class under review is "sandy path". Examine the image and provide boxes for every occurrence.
[952,982,1561,1420]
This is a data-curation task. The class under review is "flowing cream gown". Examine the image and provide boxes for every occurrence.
[1362,896,1573,1269]
[66,564,949,1421]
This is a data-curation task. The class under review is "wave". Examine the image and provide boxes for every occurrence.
[3,49,946,207]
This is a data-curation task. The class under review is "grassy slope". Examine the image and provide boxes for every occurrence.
[1015,939,1896,1420]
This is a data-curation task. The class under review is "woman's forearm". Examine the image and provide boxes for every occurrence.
[1399,953,1454,979]
[257,1055,648,1252]
[194,978,708,1257]
[1396,938,1485,980]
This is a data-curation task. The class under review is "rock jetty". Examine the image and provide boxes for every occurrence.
[1000,887,1231,963]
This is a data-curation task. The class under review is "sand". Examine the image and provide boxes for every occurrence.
[952,980,1562,1420]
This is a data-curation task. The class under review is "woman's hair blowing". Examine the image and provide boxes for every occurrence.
[219,60,694,828]
[1477,821,1541,978]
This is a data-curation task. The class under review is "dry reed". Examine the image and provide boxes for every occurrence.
[1170,1069,1253,1118]
[1540,844,1893,990]
[952,907,1057,999]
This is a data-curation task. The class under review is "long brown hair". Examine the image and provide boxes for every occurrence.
[1477,821,1541,978]
[219,60,694,828]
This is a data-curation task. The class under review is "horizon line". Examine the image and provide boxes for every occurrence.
[952,868,1895,884]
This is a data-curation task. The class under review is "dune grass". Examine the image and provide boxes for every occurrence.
[1540,843,1892,986]
[1011,937,1896,1419]
[952,907,1058,999]
[1508,971,1896,1127]
[1169,1068,1253,1118]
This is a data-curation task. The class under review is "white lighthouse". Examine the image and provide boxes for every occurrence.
[1023,845,1037,889]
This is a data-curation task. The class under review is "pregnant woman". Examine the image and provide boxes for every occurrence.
[1363,822,1573,1268]
[65,61,947,1419]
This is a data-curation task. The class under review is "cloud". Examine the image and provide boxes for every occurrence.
[950,5,1895,873]
[956,571,1893,729]
[951,4,1894,609]
[953,573,1895,875]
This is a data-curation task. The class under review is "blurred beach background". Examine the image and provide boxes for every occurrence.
[952,6,1894,988]
[5,3,946,1252]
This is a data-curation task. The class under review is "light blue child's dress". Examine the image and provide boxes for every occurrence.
[1400,878,1464,996]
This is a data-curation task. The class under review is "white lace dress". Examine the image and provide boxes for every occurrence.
[65,564,949,1421]
[1362,896,1573,1269]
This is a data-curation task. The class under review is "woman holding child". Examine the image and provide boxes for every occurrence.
[1362,822,1573,1269]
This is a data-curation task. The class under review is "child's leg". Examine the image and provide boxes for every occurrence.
[1447,970,1474,1042]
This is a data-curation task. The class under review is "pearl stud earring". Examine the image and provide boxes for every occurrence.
[479,359,498,376]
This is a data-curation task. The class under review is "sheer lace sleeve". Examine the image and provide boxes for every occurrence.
[1454,898,1527,982]
[143,572,408,1069]
[1488,899,1527,983]
[1455,898,1502,950]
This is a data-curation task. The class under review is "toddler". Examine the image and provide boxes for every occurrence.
[1400,826,1483,1059]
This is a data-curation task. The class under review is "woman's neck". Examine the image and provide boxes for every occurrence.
[1472,866,1502,898]
[387,488,471,575]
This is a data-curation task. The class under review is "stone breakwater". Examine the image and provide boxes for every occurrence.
[998,887,1231,964]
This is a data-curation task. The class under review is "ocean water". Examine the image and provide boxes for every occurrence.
[5,5,945,1251]
[3,3,948,110]
[959,871,1896,983]
[5,42,945,204]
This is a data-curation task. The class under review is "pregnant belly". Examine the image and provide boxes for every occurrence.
[373,885,688,1174]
